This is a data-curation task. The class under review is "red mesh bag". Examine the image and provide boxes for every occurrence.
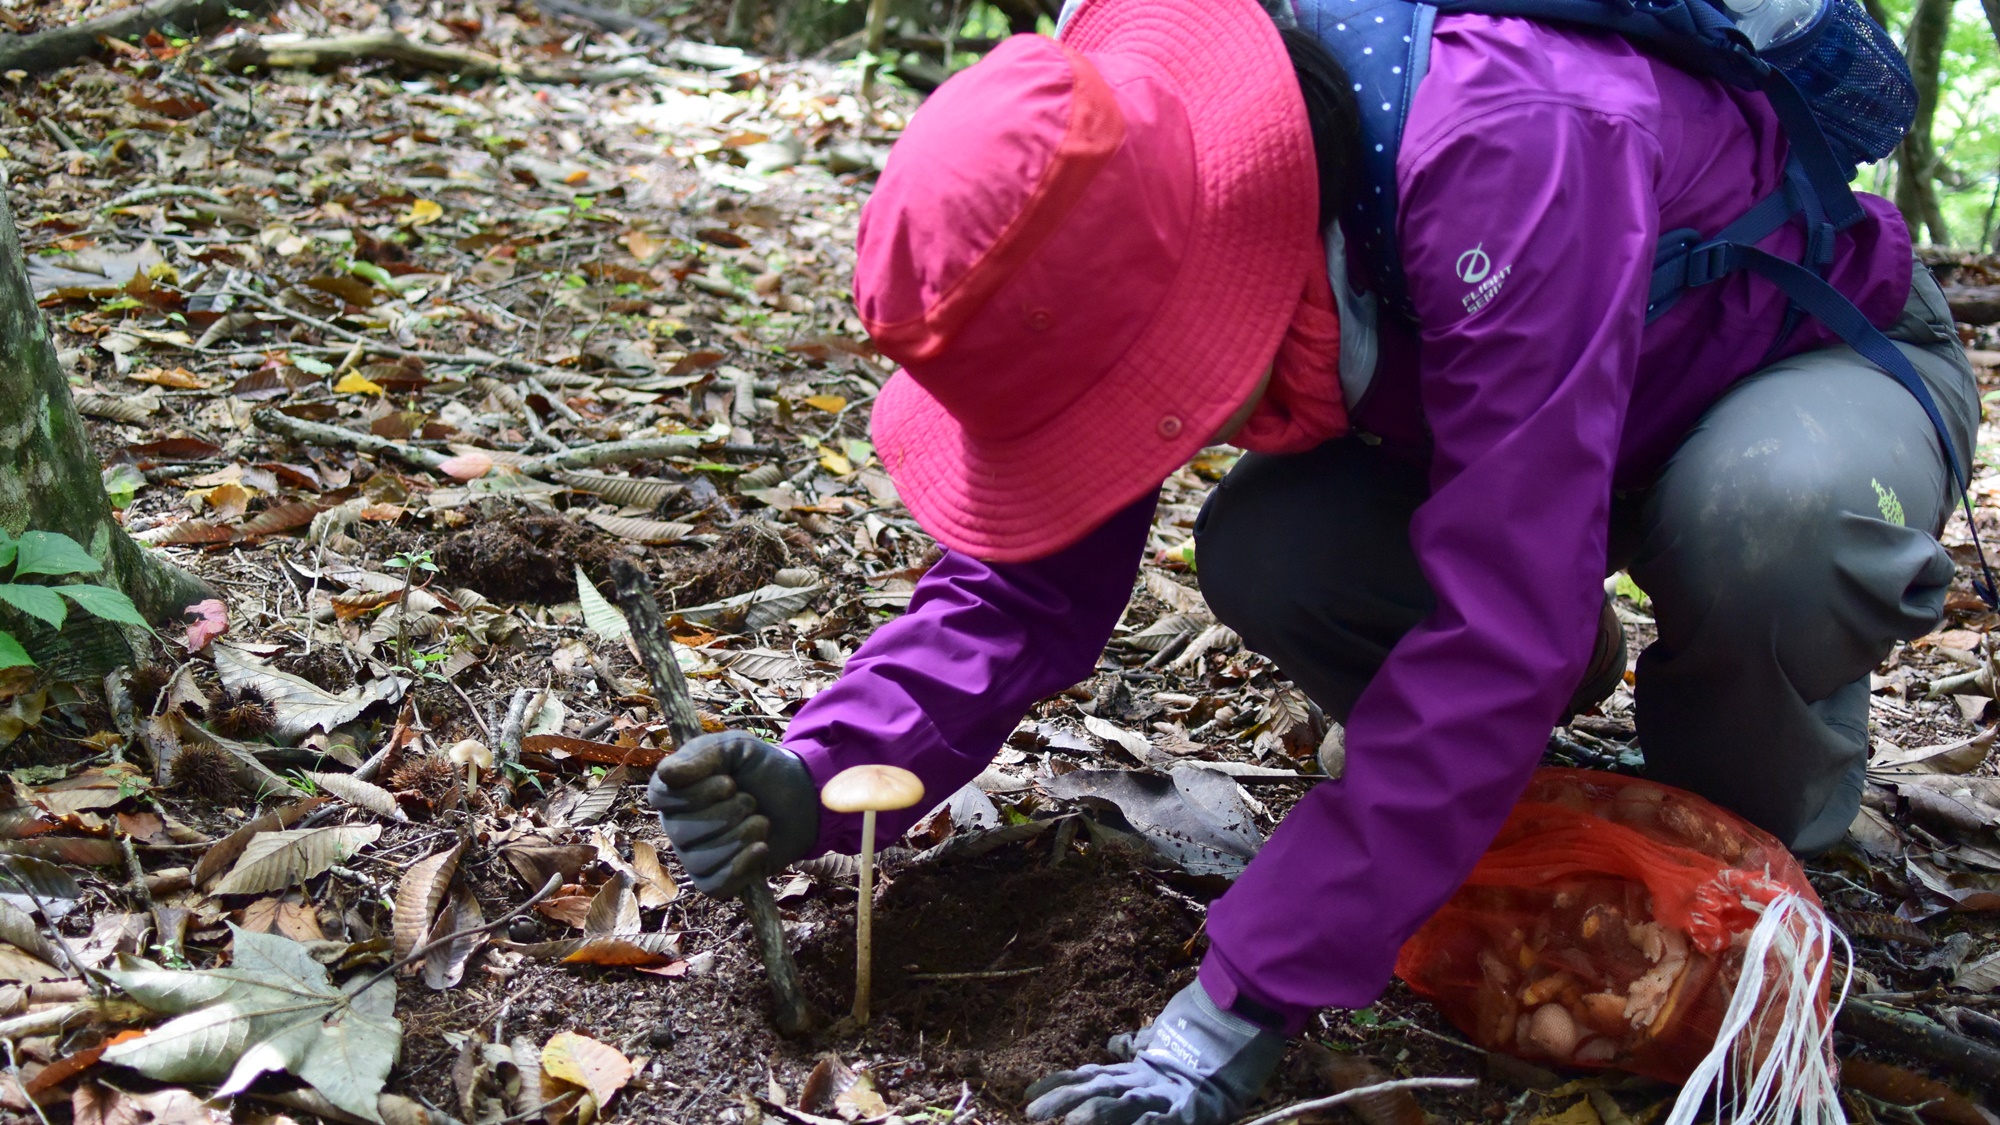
[1395,769,1846,1124]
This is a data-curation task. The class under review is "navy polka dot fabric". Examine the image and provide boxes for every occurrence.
[1292,0,1435,324]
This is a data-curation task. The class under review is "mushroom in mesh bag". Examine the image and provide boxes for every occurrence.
[1395,769,1849,1125]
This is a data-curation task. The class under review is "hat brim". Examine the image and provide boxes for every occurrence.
[869,0,1320,564]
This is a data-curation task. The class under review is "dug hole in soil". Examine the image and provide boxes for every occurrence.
[407,839,1215,1122]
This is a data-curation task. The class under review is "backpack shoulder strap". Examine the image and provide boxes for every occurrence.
[1292,0,1434,326]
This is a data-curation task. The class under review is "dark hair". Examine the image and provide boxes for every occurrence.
[1279,25,1362,232]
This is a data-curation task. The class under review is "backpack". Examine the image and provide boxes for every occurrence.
[1287,0,1998,604]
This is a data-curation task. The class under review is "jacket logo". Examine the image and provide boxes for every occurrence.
[1455,245,1492,284]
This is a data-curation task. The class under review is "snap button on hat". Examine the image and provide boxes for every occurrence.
[1026,308,1054,331]
[1157,416,1183,439]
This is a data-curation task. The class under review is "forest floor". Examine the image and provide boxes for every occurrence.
[3,2,2000,1124]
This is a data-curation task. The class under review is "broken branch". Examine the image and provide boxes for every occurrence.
[607,556,814,1036]
[1838,999,2000,1091]
[251,408,451,472]
[0,0,276,75]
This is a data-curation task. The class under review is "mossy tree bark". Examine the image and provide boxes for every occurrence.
[1895,0,1954,246]
[0,181,211,628]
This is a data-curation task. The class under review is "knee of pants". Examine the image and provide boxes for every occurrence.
[1635,448,1953,698]
[1194,446,1433,711]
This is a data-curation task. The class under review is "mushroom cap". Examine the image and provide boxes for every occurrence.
[446,738,494,770]
[821,764,925,813]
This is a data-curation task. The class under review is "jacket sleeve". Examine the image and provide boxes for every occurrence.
[786,496,1155,856]
[1201,101,1663,1029]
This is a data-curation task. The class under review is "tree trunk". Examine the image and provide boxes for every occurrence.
[0,182,210,630]
[1895,0,1954,246]
[1983,0,2000,54]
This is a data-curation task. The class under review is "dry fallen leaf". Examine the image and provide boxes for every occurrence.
[541,1032,633,1116]
[630,840,678,909]
[208,824,381,896]
[393,843,463,960]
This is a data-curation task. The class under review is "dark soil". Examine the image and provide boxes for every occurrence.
[656,522,800,610]
[792,844,1202,1107]
[433,515,627,604]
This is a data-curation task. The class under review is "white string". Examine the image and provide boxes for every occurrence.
[1664,893,1851,1125]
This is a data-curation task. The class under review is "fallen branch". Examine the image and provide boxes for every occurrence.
[224,284,571,379]
[0,0,276,75]
[513,434,707,475]
[529,0,760,69]
[0,997,153,1041]
[608,556,815,1037]
[1237,1078,1479,1125]
[214,29,720,85]
[1838,999,2000,1091]
[252,408,451,472]
[1945,285,2000,327]
[102,184,233,211]
[253,407,711,482]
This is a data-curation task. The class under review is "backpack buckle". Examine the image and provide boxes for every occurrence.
[1682,239,1739,288]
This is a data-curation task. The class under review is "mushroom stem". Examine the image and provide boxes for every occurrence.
[855,807,877,1025]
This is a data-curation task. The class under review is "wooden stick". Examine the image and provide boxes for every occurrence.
[1236,1078,1479,1125]
[252,408,451,471]
[606,557,814,1036]
[1838,999,2000,1090]
[0,0,276,75]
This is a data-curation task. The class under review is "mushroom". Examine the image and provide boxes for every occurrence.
[446,738,493,796]
[821,764,925,1025]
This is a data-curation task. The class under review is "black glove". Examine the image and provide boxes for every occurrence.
[645,731,819,897]
[1025,981,1287,1125]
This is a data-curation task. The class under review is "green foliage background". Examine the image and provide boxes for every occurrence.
[1863,0,1998,248]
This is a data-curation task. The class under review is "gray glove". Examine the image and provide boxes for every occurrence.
[645,731,819,897]
[1025,980,1287,1125]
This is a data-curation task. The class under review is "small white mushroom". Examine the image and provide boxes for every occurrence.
[1525,1003,1581,1061]
[446,738,493,793]
[821,764,925,1025]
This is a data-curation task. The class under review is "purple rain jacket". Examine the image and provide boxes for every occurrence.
[782,13,1915,1033]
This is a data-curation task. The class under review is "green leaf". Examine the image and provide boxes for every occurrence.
[102,926,400,1123]
[102,462,147,509]
[56,584,147,627]
[0,528,15,572]
[0,631,32,669]
[0,584,66,629]
[11,531,102,578]
[291,355,334,376]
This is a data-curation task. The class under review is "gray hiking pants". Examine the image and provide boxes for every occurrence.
[1195,261,1979,855]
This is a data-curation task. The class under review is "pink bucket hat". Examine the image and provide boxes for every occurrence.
[855,0,1320,563]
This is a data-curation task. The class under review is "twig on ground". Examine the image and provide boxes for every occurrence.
[252,407,451,471]
[253,406,706,477]
[0,997,153,1041]
[903,966,1044,981]
[223,284,569,378]
[525,376,588,428]
[3,1038,50,1125]
[1839,999,2000,1090]
[352,872,563,1000]
[1236,1078,1479,1125]
[0,0,277,75]
[496,687,533,768]
[512,434,707,475]
[102,184,233,210]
